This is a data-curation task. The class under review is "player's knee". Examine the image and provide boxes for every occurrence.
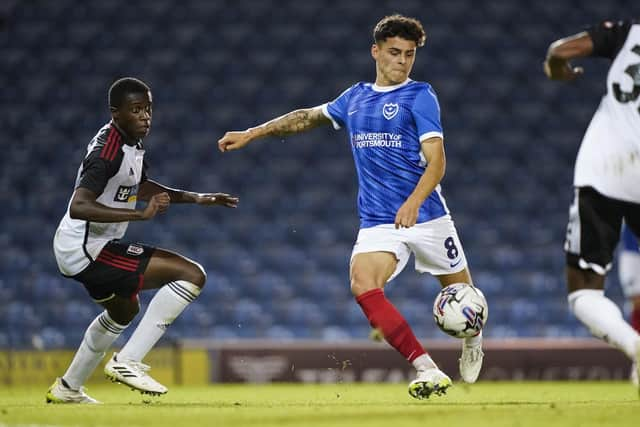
[184,261,207,289]
[350,271,378,297]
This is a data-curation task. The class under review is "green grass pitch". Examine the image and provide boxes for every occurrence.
[0,382,637,427]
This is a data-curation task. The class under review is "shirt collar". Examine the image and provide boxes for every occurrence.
[371,78,412,92]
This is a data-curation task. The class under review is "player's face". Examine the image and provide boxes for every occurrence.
[113,91,153,139]
[371,37,417,86]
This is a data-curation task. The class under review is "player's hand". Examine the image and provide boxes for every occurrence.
[141,192,170,220]
[193,192,239,208]
[543,58,583,81]
[218,130,253,152]
[394,198,421,229]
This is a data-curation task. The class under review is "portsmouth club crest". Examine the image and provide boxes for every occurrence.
[382,103,399,120]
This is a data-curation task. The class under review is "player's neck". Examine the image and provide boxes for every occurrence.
[372,78,411,92]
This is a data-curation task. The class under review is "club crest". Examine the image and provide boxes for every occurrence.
[126,244,144,256]
[382,103,399,120]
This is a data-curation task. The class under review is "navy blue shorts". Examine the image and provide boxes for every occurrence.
[73,240,155,302]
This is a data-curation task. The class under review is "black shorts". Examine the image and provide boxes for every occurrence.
[72,240,156,302]
[565,186,640,274]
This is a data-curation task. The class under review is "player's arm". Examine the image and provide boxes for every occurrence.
[69,187,169,222]
[138,179,238,208]
[394,137,445,229]
[70,154,169,222]
[218,106,331,152]
[544,32,593,81]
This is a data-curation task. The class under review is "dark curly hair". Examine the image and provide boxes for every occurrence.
[373,14,426,47]
[108,77,151,109]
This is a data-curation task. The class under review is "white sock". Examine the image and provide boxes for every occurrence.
[464,330,483,347]
[568,289,640,359]
[63,311,128,390]
[117,280,201,362]
[412,353,437,371]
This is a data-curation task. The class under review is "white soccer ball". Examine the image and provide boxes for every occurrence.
[433,283,488,338]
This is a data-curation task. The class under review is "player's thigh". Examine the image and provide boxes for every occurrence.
[143,248,206,290]
[73,241,154,303]
[409,215,469,277]
[435,267,473,288]
[350,224,411,293]
[350,251,398,295]
[565,187,623,275]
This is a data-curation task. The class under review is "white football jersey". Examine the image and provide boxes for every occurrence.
[54,123,146,276]
[574,20,640,203]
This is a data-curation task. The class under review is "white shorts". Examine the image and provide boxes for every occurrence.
[619,250,640,298]
[350,215,468,281]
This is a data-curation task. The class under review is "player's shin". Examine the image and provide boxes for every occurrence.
[568,289,640,359]
[356,288,431,365]
[117,280,201,362]
[63,311,128,390]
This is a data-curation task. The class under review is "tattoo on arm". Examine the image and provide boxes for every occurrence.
[261,108,329,136]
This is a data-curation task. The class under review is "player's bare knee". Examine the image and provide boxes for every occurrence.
[350,273,378,297]
[184,261,207,288]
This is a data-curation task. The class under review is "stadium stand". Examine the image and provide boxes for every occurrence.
[0,0,635,349]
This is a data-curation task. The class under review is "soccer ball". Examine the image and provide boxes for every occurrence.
[433,283,488,338]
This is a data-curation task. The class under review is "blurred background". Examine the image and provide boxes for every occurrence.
[1,0,639,351]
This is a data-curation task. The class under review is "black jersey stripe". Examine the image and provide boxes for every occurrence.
[81,221,95,263]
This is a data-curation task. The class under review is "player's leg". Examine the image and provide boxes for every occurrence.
[47,245,144,404]
[105,247,205,395]
[619,224,640,334]
[409,216,485,384]
[436,267,484,384]
[350,225,450,399]
[565,188,639,364]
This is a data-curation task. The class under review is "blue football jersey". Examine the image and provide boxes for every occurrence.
[621,223,639,253]
[322,79,448,228]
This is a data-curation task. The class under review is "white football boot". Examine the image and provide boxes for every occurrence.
[459,343,484,383]
[45,377,100,404]
[408,368,452,399]
[104,353,168,396]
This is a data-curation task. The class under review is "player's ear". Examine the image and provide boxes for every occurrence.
[371,43,379,60]
[110,106,119,120]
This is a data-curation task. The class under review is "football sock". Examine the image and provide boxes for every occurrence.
[118,280,201,362]
[63,311,128,390]
[464,330,483,347]
[631,305,640,334]
[412,353,437,371]
[356,288,426,363]
[568,289,640,359]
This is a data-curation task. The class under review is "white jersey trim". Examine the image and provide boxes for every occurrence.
[419,131,444,142]
[371,78,412,92]
[321,103,341,130]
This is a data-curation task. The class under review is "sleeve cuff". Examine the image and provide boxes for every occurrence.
[321,103,341,130]
[419,131,444,142]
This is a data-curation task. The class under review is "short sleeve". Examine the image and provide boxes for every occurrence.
[323,84,357,130]
[77,150,122,195]
[588,20,633,59]
[412,85,443,142]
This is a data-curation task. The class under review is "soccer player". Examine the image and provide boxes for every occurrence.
[218,15,485,399]
[46,77,238,403]
[544,19,640,390]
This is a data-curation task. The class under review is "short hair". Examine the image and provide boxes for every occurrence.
[108,77,151,108]
[373,14,426,47]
